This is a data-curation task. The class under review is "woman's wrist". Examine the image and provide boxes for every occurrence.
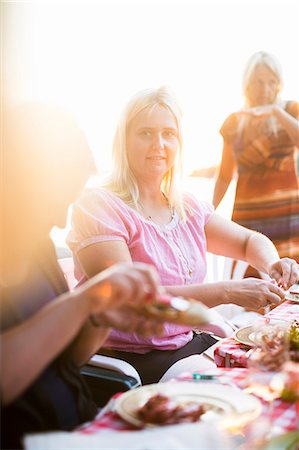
[73,278,108,317]
[264,257,280,276]
[221,281,232,305]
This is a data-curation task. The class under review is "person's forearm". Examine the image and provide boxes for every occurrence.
[212,177,231,208]
[275,106,299,147]
[165,282,231,307]
[244,232,280,275]
[67,321,111,367]
[1,291,91,404]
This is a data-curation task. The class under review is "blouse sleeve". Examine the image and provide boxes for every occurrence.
[285,100,299,120]
[200,199,215,225]
[219,113,239,143]
[183,192,214,226]
[67,189,132,255]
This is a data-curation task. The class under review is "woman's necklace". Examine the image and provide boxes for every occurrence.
[138,194,193,278]
[139,192,175,223]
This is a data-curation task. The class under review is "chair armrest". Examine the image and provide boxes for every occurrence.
[80,365,140,407]
[88,354,142,385]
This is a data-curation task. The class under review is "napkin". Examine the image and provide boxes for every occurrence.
[24,422,234,450]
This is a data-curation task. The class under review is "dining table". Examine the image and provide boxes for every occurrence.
[77,367,297,434]
[24,299,299,450]
[214,299,299,369]
[24,366,298,450]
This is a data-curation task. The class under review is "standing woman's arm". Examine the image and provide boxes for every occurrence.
[273,102,299,147]
[244,102,299,147]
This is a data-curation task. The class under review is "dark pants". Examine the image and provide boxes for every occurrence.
[99,332,217,384]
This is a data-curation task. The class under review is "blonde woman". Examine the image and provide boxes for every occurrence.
[213,51,299,272]
[68,86,298,384]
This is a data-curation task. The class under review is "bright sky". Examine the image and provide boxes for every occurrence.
[4,0,299,174]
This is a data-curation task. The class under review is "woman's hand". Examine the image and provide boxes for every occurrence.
[239,104,280,119]
[238,103,299,147]
[226,278,285,310]
[268,258,299,289]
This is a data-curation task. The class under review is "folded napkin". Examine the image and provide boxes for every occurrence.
[24,422,234,450]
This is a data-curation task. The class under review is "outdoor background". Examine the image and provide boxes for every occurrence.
[3,0,299,247]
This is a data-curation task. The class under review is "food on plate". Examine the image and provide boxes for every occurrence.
[288,320,299,362]
[137,295,212,327]
[280,361,299,402]
[137,394,205,425]
[248,325,288,371]
[247,320,299,369]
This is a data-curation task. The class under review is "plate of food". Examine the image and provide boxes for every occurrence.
[234,320,290,348]
[235,321,299,366]
[115,382,262,428]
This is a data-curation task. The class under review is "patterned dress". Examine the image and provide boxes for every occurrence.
[221,101,299,262]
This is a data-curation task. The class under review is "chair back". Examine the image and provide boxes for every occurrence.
[58,257,77,290]
[223,257,271,281]
[223,257,248,280]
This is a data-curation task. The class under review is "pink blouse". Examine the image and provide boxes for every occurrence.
[67,188,214,353]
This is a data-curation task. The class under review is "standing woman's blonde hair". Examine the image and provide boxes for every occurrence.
[104,86,189,221]
[242,51,283,107]
[238,51,284,135]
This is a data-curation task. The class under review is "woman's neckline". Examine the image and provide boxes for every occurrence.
[101,188,179,230]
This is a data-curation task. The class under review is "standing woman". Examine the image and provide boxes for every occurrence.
[213,51,299,273]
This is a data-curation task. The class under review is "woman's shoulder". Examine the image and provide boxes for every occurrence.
[182,192,214,216]
[284,100,299,118]
[220,111,240,137]
[76,187,126,209]
[78,186,115,200]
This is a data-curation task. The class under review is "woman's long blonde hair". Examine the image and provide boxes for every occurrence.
[104,86,190,221]
[242,51,283,107]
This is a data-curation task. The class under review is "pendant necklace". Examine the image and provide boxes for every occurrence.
[139,192,175,223]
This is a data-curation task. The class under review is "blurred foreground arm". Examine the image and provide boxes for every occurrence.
[1,262,163,405]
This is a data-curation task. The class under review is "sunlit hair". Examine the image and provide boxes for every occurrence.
[243,51,283,107]
[239,51,283,135]
[104,86,190,221]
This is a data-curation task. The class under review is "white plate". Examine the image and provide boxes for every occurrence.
[115,382,262,428]
[234,325,256,347]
